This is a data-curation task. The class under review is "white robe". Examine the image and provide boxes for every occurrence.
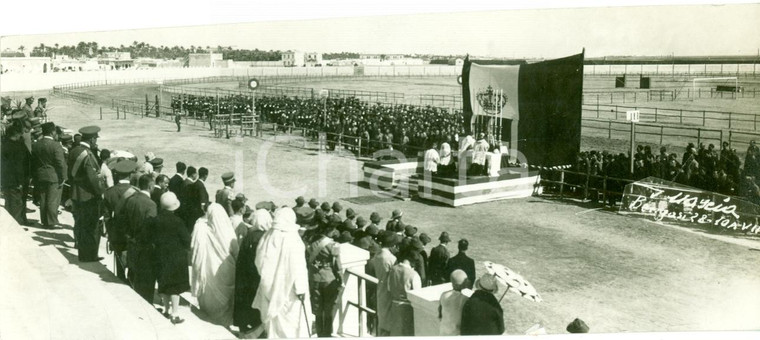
[253,207,312,339]
[191,203,239,326]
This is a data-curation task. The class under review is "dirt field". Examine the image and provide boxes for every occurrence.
[39,97,760,335]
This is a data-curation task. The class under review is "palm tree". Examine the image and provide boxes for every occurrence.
[18,45,25,54]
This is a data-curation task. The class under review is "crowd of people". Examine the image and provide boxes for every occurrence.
[4,119,587,337]
[565,140,760,204]
[171,93,463,156]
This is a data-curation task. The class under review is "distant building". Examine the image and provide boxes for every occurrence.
[188,53,225,67]
[282,51,322,67]
[359,54,406,60]
[0,57,52,74]
[231,60,285,67]
[98,51,134,70]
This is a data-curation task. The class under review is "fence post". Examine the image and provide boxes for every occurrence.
[100,107,103,120]
[116,107,119,119]
[729,112,732,129]
[729,130,732,146]
[702,110,706,126]
[654,108,658,123]
[660,126,663,145]
[697,128,701,146]
[679,109,683,124]
[756,115,758,131]
[602,177,607,206]
[559,171,565,199]
[608,121,612,139]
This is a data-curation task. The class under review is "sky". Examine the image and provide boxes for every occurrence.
[1,1,759,59]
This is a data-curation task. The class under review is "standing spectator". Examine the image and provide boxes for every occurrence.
[385,209,405,232]
[429,231,451,285]
[150,192,191,324]
[184,167,210,232]
[438,269,470,336]
[216,172,236,216]
[233,209,272,334]
[367,232,399,336]
[99,149,114,188]
[306,223,342,337]
[168,161,186,195]
[461,274,505,335]
[1,124,30,225]
[151,174,169,207]
[68,126,105,262]
[31,122,67,228]
[386,249,422,337]
[446,239,475,289]
[293,196,314,227]
[191,203,239,326]
[253,207,311,338]
[103,160,139,281]
[123,174,158,302]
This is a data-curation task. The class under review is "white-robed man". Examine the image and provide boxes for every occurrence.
[424,141,440,176]
[253,207,312,338]
[190,203,239,327]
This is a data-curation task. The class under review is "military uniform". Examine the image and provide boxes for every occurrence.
[215,172,236,216]
[103,160,139,280]
[307,234,341,337]
[68,126,105,262]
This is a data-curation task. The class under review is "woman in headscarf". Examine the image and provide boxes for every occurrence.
[253,207,312,339]
[190,203,239,327]
[233,209,273,335]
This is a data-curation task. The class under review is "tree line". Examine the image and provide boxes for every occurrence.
[27,41,282,61]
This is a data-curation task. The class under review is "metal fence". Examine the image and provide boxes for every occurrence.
[581,118,727,148]
[582,104,760,131]
[582,87,760,104]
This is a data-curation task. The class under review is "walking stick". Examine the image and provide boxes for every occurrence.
[299,295,313,338]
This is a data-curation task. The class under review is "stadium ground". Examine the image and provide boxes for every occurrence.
[42,97,760,334]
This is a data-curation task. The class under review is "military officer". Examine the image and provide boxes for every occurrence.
[68,125,105,262]
[34,98,47,120]
[103,160,139,280]
[21,96,34,119]
[215,171,236,216]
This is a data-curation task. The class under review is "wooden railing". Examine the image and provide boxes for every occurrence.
[337,267,378,337]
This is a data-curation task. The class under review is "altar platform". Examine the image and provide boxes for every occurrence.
[416,168,541,207]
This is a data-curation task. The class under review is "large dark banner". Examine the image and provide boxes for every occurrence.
[462,52,584,167]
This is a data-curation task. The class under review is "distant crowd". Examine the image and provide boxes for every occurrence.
[171,94,463,156]
[567,140,760,204]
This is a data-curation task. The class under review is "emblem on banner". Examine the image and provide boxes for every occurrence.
[476,85,508,115]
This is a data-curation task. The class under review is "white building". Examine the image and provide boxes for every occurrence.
[188,53,225,67]
[282,51,322,67]
[0,57,53,74]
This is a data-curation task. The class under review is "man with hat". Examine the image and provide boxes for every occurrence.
[428,231,451,285]
[306,222,342,337]
[386,247,422,336]
[121,174,159,301]
[21,96,34,118]
[34,98,47,120]
[103,160,139,280]
[1,123,31,225]
[566,318,589,333]
[461,273,504,335]
[385,209,405,232]
[368,212,382,231]
[68,125,105,262]
[342,208,357,232]
[367,231,399,336]
[31,121,68,228]
[293,196,315,227]
[149,157,164,177]
[216,171,236,217]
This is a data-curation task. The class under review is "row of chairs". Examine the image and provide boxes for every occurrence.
[212,113,261,138]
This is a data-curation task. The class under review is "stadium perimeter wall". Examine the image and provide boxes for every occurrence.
[3,63,759,92]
